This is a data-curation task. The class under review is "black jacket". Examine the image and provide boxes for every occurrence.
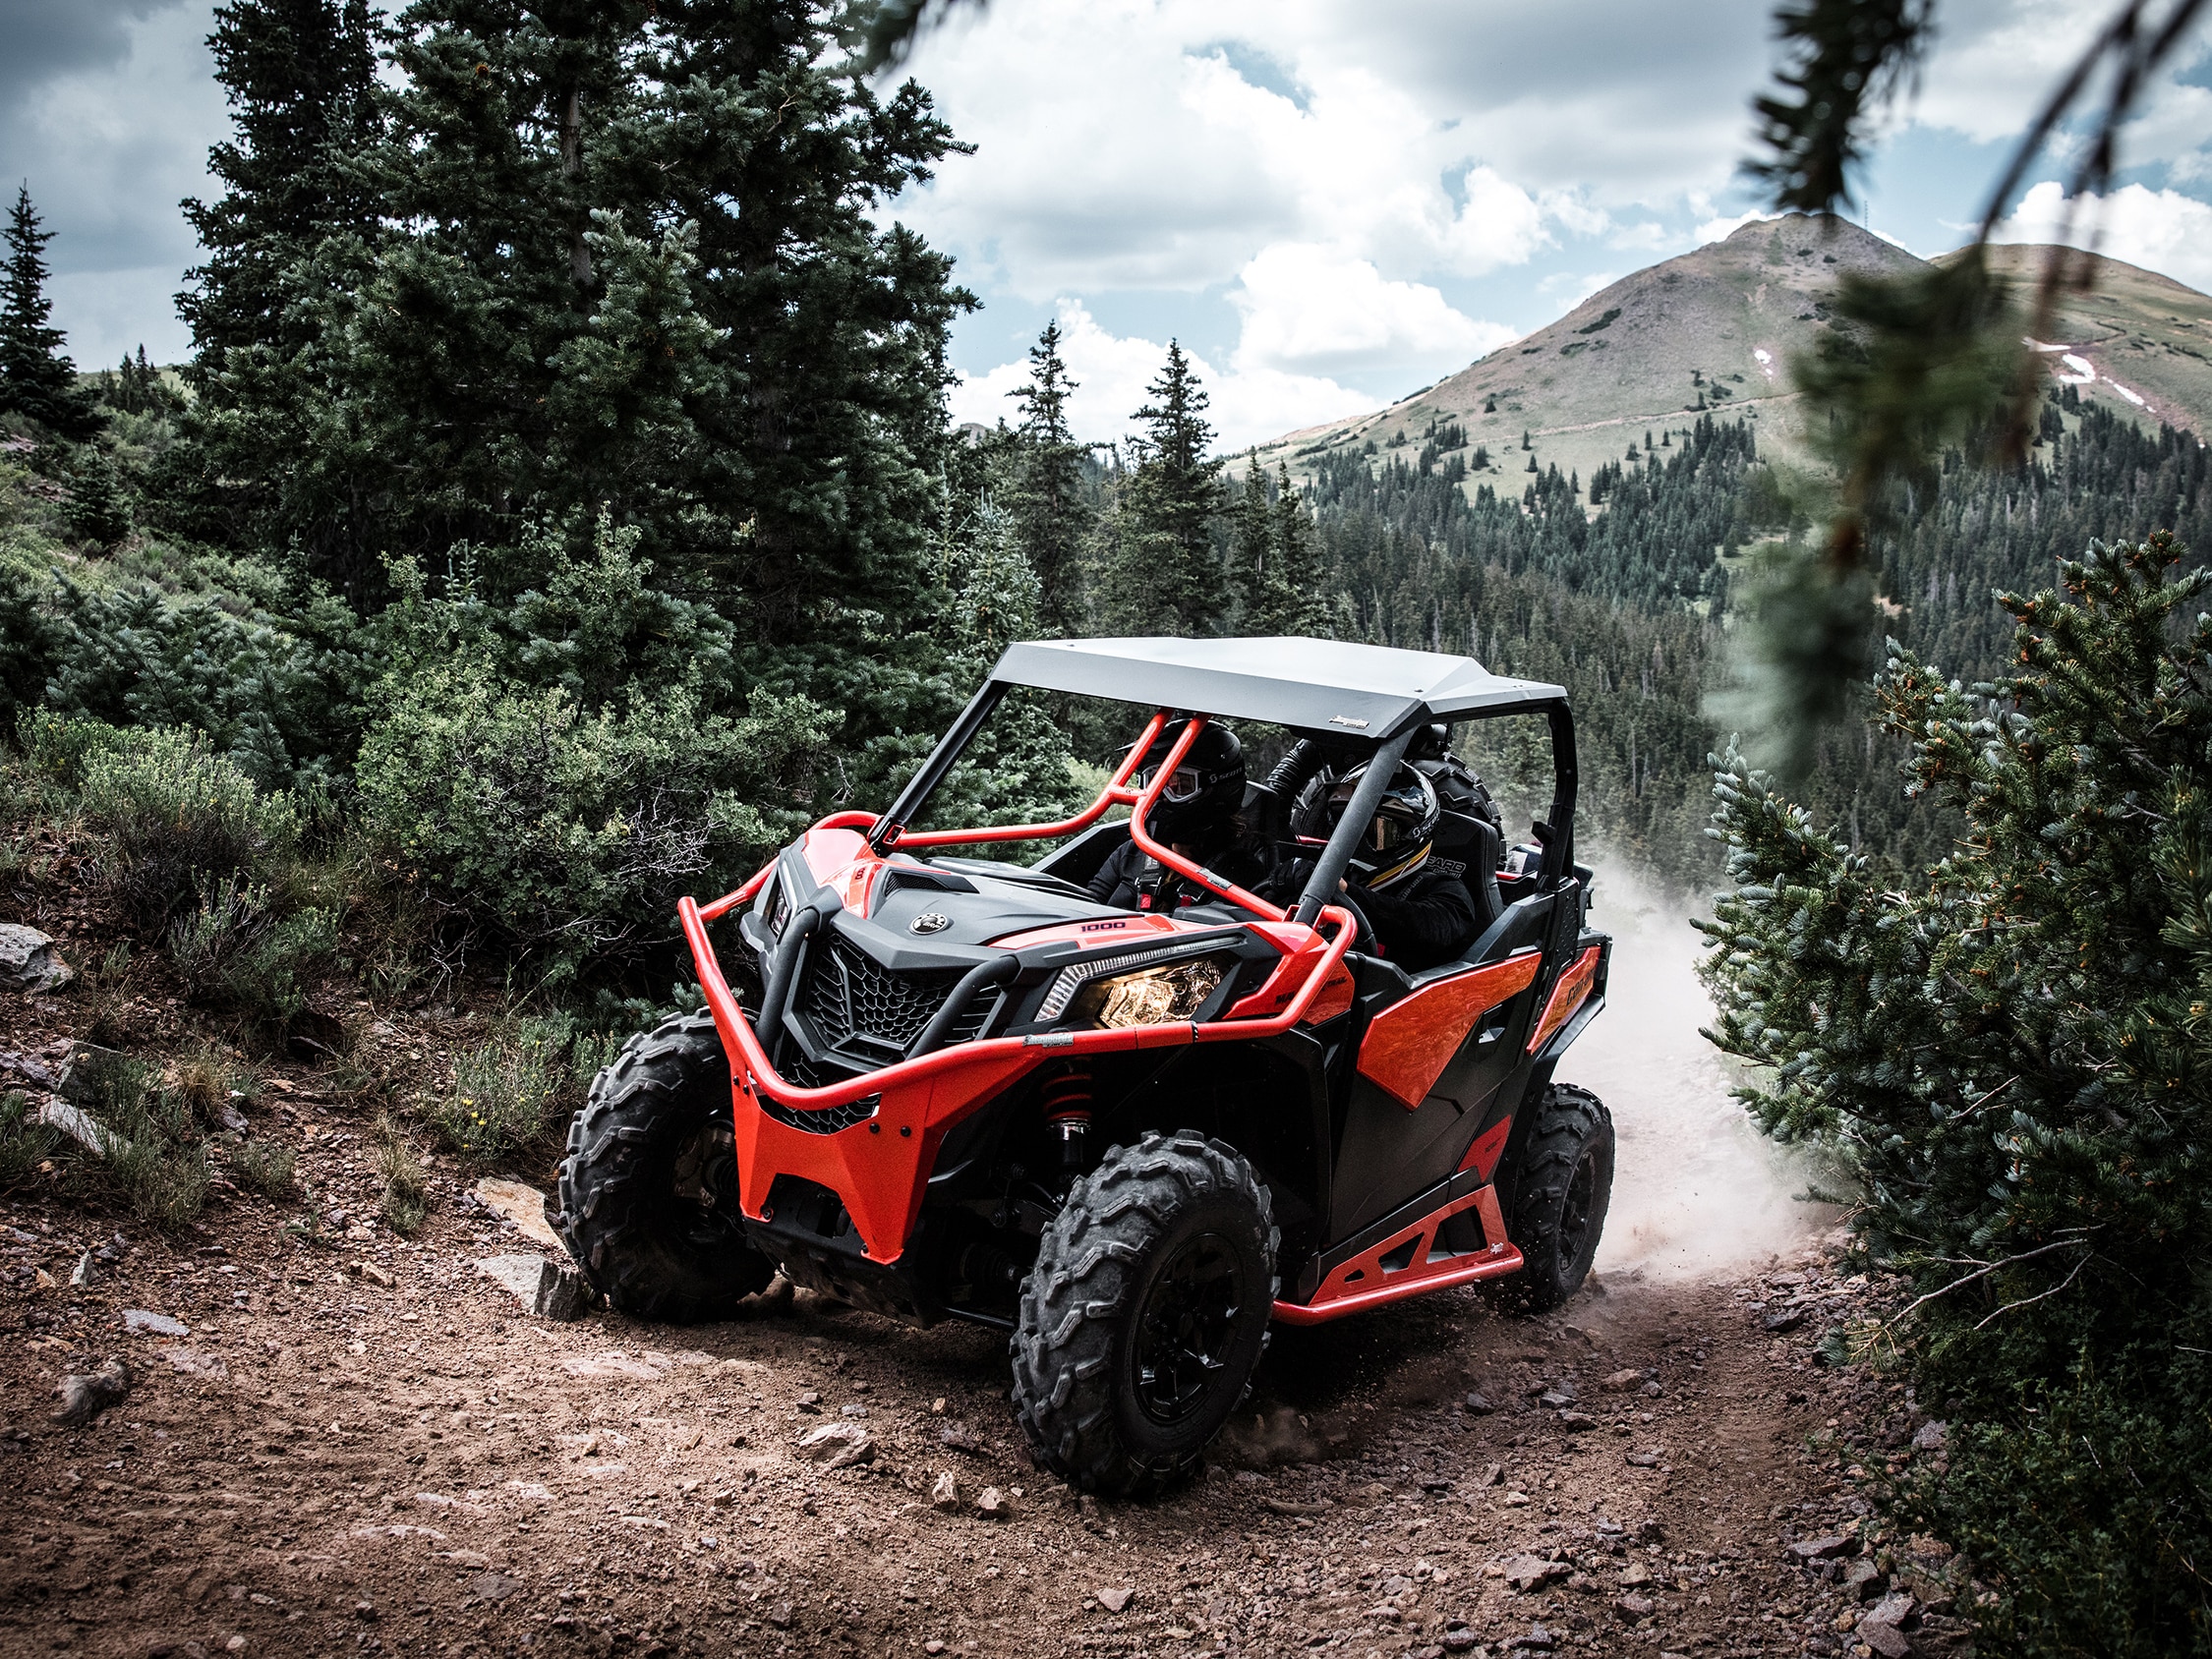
[1261,859,1478,971]
[1085,833,1272,914]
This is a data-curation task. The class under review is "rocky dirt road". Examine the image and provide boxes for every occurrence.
[1,1151,1969,1659]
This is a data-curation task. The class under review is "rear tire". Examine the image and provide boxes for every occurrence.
[1012,1131,1278,1498]
[1498,1082,1613,1313]
[553,1012,776,1323]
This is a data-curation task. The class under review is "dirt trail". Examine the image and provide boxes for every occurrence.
[0,898,1970,1659]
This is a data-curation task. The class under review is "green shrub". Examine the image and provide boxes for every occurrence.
[68,1055,211,1230]
[356,668,825,975]
[374,1114,429,1235]
[229,1136,297,1199]
[74,724,300,930]
[167,871,338,1028]
[428,1013,594,1165]
[1699,533,2212,1655]
[0,1089,65,1191]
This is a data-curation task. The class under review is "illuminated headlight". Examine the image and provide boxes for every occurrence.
[1039,944,1234,1030]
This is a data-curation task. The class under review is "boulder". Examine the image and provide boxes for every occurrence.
[0,925,70,993]
[475,1254,594,1321]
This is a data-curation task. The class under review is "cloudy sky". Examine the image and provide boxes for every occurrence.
[6,0,2212,447]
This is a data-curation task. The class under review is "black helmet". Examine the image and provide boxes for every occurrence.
[1130,720,1245,842]
[1294,762,1439,891]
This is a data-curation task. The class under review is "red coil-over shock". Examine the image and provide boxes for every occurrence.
[1040,1068,1092,1171]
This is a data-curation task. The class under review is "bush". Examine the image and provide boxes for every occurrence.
[427,1012,598,1166]
[357,668,826,974]
[168,872,338,1029]
[374,1114,429,1235]
[66,1054,211,1230]
[0,1089,65,1191]
[229,1136,297,1199]
[72,723,301,930]
[1698,533,2212,1656]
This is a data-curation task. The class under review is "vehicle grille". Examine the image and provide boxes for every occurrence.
[798,935,998,1059]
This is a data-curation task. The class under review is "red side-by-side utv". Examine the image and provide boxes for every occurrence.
[553,637,1614,1495]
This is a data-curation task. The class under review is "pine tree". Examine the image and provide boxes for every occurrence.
[179,0,377,369]
[65,448,131,546]
[0,186,100,439]
[1119,339,1224,635]
[1228,459,1272,626]
[1004,318,1091,635]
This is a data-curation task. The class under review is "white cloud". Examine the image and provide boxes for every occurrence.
[947,299,1374,450]
[1695,209,1777,247]
[1992,179,2212,291]
[1227,244,1513,377]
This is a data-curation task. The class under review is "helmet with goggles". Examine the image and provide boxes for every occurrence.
[1293,762,1440,891]
[1129,720,1246,842]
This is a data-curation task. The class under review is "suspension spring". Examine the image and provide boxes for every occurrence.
[1040,1068,1093,1170]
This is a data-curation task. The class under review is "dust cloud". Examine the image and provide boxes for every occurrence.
[1558,861,1827,1281]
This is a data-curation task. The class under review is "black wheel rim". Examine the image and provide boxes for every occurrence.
[1131,1230,1246,1427]
[1559,1146,1599,1265]
[670,1121,747,1250]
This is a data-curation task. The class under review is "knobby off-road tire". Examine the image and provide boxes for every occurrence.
[1012,1130,1279,1498]
[1498,1082,1614,1313]
[554,1012,776,1323]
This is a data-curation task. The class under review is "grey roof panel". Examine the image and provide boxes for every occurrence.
[991,636,1565,736]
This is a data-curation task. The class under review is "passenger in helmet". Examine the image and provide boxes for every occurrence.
[1086,720,1271,913]
[1270,760,1479,970]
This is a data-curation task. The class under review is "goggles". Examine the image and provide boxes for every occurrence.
[1327,781,1418,850]
[1138,765,1205,803]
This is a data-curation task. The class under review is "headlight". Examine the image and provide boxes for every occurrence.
[1038,944,1234,1030]
[1077,958,1226,1030]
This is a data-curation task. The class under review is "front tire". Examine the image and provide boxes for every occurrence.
[1012,1130,1278,1498]
[1498,1082,1614,1312]
[553,1012,777,1322]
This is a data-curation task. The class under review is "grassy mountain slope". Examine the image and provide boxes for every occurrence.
[1253,215,2212,495]
[1954,243,2212,437]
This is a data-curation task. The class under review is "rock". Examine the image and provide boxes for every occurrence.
[1442,1631,1480,1655]
[1463,1391,1495,1414]
[1618,1562,1653,1586]
[1789,1535,1854,1562]
[53,1358,131,1425]
[939,1420,984,1454]
[795,1391,822,1413]
[1477,1461,1503,1486]
[840,1402,868,1419]
[765,1601,792,1629]
[1842,1557,1884,1598]
[1763,1308,1809,1333]
[1095,1585,1135,1613]
[929,1471,960,1512]
[470,1177,565,1251]
[471,1572,520,1602]
[0,924,71,992]
[1614,1593,1657,1619]
[1601,1368,1644,1392]
[1509,1624,1556,1652]
[1636,1518,1666,1544]
[475,1254,594,1321]
[795,1422,876,1469]
[69,1251,94,1287]
[56,1042,129,1106]
[1259,1496,1330,1516]
[1537,1386,1576,1408]
[1624,1449,1660,1467]
[123,1309,189,1338]
[1556,1410,1598,1431]
[1499,1554,1571,1592]
[1858,1591,1916,1658]
[38,1099,114,1156]
[349,1261,395,1288]
[162,1347,229,1379]
[1911,1420,1949,1454]
[973,1485,1011,1519]
[1640,1380,1662,1398]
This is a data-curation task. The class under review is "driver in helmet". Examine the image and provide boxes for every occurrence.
[1271,761,1478,970]
[1086,720,1270,913]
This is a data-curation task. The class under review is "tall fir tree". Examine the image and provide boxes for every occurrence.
[1263,461,1326,636]
[182,0,972,653]
[179,0,377,370]
[0,186,101,440]
[1004,317,1090,635]
[1119,339,1223,635]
